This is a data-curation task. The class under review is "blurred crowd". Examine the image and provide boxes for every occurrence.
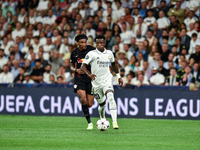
[0,0,199,90]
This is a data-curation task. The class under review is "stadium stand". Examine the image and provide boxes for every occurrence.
[0,0,199,91]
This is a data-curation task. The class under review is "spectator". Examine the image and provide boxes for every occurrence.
[127,37,138,60]
[135,42,148,61]
[123,58,132,76]
[122,74,133,88]
[167,1,185,24]
[192,62,200,86]
[180,65,195,87]
[165,67,180,86]
[150,66,165,85]
[186,0,200,18]
[132,8,141,24]
[0,64,14,83]
[57,76,64,84]
[149,51,160,69]
[18,8,26,24]
[160,43,170,62]
[43,64,55,84]
[157,10,170,30]
[113,68,127,85]
[148,45,158,63]
[11,22,26,41]
[11,60,20,78]
[157,0,169,16]
[112,24,122,37]
[184,10,198,31]
[113,1,125,21]
[188,33,200,55]
[86,22,96,39]
[46,9,57,25]
[180,29,191,51]
[49,50,63,74]
[120,23,134,44]
[116,50,127,67]
[14,66,25,83]
[158,59,169,77]
[151,24,162,41]
[105,29,115,50]
[163,53,177,70]
[189,45,200,63]
[38,50,48,68]
[139,2,147,18]
[22,72,35,84]
[143,61,151,80]
[146,30,155,47]
[168,15,180,32]
[134,17,148,37]
[177,61,187,77]
[132,73,149,87]
[1,37,11,56]
[129,55,137,70]
[144,9,156,29]
[49,74,56,84]
[43,37,54,55]
[2,2,16,18]
[135,29,145,44]
[168,31,176,49]
[30,59,45,83]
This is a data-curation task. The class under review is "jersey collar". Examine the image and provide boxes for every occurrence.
[96,48,107,54]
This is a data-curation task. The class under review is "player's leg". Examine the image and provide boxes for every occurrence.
[86,82,94,108]
[98,100,106,119]
[105,89,119,129]
[93,86,106,119]
[77,89,93,129]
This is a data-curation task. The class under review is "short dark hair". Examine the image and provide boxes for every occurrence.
[95,34,105,41]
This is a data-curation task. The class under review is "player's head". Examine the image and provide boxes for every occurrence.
[95,34,106,52]
[75,34,88,50]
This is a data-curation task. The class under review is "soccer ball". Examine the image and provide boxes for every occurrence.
[96,118,110,131]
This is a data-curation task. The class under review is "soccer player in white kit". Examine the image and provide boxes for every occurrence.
[81,35,123,129]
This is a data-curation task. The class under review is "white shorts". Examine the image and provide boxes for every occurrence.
[92,82,114,104]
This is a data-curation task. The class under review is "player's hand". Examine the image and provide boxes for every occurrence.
[118,78,123,86]
[77,69,85,74]
[89,74,96,81]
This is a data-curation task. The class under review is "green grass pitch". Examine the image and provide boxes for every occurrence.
[0,115,200,150]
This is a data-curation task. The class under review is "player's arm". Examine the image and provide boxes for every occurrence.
[70,63,84,74]
[111,62,123,86]
[81,63,96,80]
[70,51,84,74]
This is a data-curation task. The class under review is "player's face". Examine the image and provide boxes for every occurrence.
[78,39,87,50]
[96,39,106,52]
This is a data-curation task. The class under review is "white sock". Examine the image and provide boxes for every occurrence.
[107,92,117,123]
[98,105,106,119]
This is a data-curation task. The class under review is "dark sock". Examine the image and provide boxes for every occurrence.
[82,104,91,123]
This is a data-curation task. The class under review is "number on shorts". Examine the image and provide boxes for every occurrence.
[94,94,100,99]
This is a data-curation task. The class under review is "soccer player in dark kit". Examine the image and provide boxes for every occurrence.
[70,34,95,130]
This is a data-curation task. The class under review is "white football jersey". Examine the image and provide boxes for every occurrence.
[83,48,114,88]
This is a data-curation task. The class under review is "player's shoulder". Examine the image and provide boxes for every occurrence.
[71,47,79,54]
[87,45,96,51]
[86,49,98,56]
[106,49,114,55]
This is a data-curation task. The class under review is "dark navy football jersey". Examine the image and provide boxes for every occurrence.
[70,45,95,82]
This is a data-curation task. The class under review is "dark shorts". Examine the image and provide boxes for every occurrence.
[73,80,93,95]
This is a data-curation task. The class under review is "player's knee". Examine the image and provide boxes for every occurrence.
[107,92,116,109]
[80,97,87,105]
[87,102,93,108]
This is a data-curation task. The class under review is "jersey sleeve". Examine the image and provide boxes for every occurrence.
[83,51,94,65]
[70,50,75,64]
[109,51,115,63]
